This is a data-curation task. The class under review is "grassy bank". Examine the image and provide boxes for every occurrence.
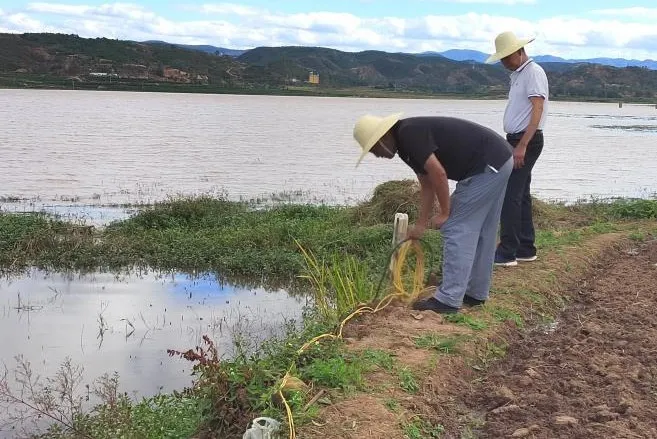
[1,184,657,438]
[4,73,657,104]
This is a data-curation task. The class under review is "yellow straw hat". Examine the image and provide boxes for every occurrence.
[485,31,535,64]
[353,112,403,166]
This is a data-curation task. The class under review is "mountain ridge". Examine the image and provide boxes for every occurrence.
[2,33,657,101]
[144,40,657,70]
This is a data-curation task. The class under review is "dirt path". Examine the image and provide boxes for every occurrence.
[299,234,657,439]
[467,239,657,438]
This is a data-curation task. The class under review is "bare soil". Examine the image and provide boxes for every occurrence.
[467,238,657,438]
[300,235,657,439]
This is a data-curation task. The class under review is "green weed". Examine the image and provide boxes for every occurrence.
[300,355,364,392]
[607,199,657,219]
[413,333,466,354]
[629,231,646,241]
[473,341,508,371]
[398,367,419,394]
[403,417,444,439]
[486,306,524,327]
[443,314,487,331]
[361,349,396,372]
[384,398,400,413]
[298,242,377,322]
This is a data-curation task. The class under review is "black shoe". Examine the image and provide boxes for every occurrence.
[516,254,537,262]
[463,295,486,307]
[412,297,458,314]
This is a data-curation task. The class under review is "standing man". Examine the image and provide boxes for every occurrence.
[353,114,513,314]
[486,31,549,266]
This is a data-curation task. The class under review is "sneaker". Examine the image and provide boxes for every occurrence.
[463,295,486,307]
[516,255,537,262]
[412,297,459,314]
[494,253,518,267]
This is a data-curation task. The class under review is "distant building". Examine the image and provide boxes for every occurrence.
[308,71,320,85]
[89,72,118,78]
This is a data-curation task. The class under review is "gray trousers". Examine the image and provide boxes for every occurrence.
[435,157,513,308]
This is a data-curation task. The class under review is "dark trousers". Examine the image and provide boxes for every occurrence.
[498,131,544,259]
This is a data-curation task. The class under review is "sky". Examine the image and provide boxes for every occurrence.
[1,1,657,60]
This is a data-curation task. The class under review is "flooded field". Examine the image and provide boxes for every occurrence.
[2,91,657,211]
[0,268,307,399]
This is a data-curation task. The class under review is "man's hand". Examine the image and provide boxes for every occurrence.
[430,213,449,229]
[513,142,527,168]
[407,224,426,240]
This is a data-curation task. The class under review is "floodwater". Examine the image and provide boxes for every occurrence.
[0,268,306,436]
[1,90,656,433]
[1,90,657,218]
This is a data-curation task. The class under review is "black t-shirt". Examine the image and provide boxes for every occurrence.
[393,117,512,181]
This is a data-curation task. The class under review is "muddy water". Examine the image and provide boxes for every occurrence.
[0,269,306,404]
[2,90,657,218]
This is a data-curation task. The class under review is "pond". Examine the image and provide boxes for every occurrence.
[0,268,307,403]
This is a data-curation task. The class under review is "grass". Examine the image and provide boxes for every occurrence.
[413,333,467,354]
[443,314,488,331]
[485,306,524,327]
[398,367,420,394]
[74,393,210,439]
[300,355,365,391]
[403,417,445,439]
[3,187,657,438]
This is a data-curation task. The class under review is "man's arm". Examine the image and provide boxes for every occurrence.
[514,96,544,168]
[408,154,450,239]
[423,154,450,228]
[409,174,435,239]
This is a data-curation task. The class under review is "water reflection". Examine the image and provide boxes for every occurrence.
[0,268,308,400]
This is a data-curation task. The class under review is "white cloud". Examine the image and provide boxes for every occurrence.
[5,12,56,33]
[27,2,158,22]
[264,12,362,35]
[27,2,91,16]
[437,0,536,4]
[199,3,263,16]
[4,2,657,59]
[593,7,657,21]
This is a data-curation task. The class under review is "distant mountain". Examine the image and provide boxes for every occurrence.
[143,40,246,57]
[427,49,657,70]
[142,41,657,70]
[237,45,508,92]
[3,33,657,100]
[420,49,487,63]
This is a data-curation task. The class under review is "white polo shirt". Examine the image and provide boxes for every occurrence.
[503,58,549,134]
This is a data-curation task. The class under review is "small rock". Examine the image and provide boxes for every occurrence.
[618,398,633,413]
[410,312,424,320]
[529,424,540,432]
[491,404,520,415]
[511,428,531,437]
[518,376,533,387]
[526,368,541,379]
[555,415,578,426]
[604,373,622,384]
[497,386,516,402]
[591,406,619,422]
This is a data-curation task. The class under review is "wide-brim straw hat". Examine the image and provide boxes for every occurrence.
[485,31,535,64]
[353,112,403,166]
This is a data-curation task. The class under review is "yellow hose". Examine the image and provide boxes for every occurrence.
[278,239,429,439]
